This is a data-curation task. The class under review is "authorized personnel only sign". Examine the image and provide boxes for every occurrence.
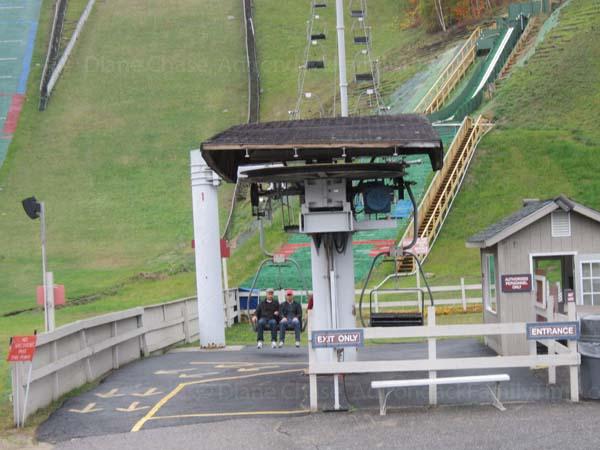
[526,322,580,341]
[7,336,37,362]
[501,274,532,292]
[311,329,364,348]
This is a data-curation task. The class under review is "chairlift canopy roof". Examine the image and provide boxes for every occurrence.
[201,115,443,182]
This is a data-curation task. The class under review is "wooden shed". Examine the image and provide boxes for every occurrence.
[467,195,600,355]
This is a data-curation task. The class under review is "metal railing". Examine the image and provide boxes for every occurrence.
[401,115,492,261]
[414,27,483,114]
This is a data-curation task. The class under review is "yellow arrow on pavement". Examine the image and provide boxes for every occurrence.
[237,365,279,372]
[115,402,150,413]
[154,368,196,375]
[132,388,163,397]
[178,371,221,379]
[213,363,253,369]
[95,388,125,399]
[69,403,103,414]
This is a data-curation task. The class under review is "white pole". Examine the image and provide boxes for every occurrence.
[46,272,55,332]
[222,258,229,291]
[335,0,349,117]
[22,362,33,426]
[13,363,21,427]
[191,150,226,348]
[40,202,49,333]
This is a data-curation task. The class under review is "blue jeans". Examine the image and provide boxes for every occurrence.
[257,318,278,342]
[279,318,301,342]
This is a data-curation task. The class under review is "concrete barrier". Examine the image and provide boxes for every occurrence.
[10,295,235,425]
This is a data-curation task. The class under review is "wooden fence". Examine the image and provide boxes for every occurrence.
[308,303,580,411]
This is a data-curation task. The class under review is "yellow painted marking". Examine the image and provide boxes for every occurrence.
[116,401,150,413]
[237,365,279,372]
[178,371,221,379]
[150,409,310,420]
[132,388,163,397]
[69,402,103,414]
[190,361,306,367]
[131,368,305,432]
[154,368,196,375]
[214,363,253,369]
[95,388,124,399]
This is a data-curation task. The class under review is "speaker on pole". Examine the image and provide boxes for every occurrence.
[22,197,41,220]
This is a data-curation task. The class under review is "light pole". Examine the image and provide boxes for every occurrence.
[22,196,54,332]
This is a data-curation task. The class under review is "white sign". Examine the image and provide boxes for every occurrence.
[403,237,429,255]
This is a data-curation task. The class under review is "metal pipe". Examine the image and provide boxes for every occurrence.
[403,250,435,307]
[402,183,418,251]
[358,251,388,327]
[258,219,274,257]
[39,202,52,333]
[247,258,272,330]
[335,0,349,117]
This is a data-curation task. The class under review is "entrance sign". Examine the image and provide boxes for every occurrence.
[7,336,37,362]
[526,322,580,341]
[311,329,364,348]
[501,274,532,292]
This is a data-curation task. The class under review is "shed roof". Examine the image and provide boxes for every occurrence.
[201,115,443,182]
[467,195,600,248]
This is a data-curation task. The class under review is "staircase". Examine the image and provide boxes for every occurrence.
[497,17,541,82]
[397,116,493,273]
[414,26,483,114]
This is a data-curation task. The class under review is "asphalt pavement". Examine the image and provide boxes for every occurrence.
[52,401,600,450]
[36,339,588,448]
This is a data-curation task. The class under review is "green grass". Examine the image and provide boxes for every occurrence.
[0,0,247,433]
[404,0,600,284]
[0,0,247,315]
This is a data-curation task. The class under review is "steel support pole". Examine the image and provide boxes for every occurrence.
[335,0,349,117]
[40,202,50,332]
[191,150,226,348]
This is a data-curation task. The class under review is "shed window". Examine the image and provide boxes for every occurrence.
[551,211,571,237]
[580,261,600,306]
[484,253,498,314]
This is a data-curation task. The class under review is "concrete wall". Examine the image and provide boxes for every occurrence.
[11,293,240,425]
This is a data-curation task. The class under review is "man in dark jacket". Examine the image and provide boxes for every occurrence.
[252,288,279,349]
[278,289,302,348]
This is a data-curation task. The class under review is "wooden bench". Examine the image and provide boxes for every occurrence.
[371,374,510,415]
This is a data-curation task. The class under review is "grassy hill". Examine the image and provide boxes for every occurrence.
[0,0,247,315]
[424,0,600,283]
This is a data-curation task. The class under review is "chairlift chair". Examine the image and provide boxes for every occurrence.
[247,256,309,333]
[359,253,430,327]
[353,50,375,83]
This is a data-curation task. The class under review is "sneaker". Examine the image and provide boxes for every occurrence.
[278,341,284,348]
[257,341,263,349]
[295,341,300,348]
[271,341,277,349]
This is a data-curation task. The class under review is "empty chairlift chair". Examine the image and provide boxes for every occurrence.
[353,50,375,83]
[358,251,433,328]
